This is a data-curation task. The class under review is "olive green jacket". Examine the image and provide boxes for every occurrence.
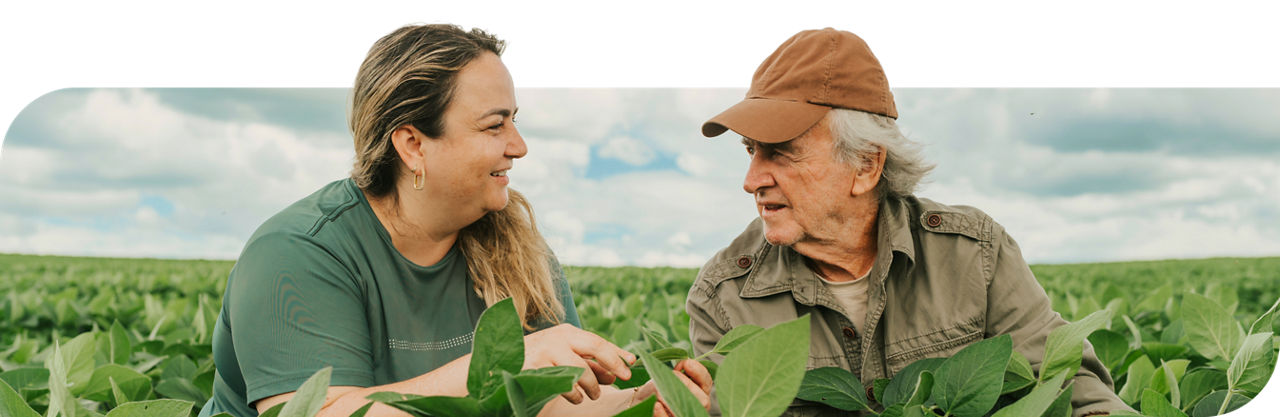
[686,196,1133,417]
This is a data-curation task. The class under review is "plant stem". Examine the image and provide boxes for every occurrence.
[1218,390,1233,415]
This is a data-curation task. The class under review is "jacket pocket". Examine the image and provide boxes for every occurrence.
[883,315,984,375]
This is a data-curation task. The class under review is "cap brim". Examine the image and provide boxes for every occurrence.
[701,98,829,143]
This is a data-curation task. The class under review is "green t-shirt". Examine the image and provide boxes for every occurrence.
[199,179,580,417]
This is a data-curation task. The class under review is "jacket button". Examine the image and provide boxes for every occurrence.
[926,213,942,228]
[736,256,752,268]
[842,326,856,339]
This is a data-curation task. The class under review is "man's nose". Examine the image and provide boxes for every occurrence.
[743,154,775,194]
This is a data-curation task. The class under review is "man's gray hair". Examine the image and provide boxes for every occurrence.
[827,108,934,199]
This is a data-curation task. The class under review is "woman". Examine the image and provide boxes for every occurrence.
[199,24,711,417]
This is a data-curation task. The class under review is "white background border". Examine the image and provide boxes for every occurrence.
[2,1,1278,415]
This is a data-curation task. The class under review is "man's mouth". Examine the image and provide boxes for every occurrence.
[490,170,508,177]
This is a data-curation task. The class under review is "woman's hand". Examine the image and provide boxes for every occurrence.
[523,324,637,404]
[630,359,713,417]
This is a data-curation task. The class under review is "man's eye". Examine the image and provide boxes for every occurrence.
[745,146,755,155]
[487,122,504,131]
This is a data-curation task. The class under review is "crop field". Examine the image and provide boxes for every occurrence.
[1,253,1278,417]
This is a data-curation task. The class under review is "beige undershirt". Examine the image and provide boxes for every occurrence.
[818,271,871,332]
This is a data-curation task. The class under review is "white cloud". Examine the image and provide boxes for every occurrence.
[4,88,1279,267]
[597,136,655,166]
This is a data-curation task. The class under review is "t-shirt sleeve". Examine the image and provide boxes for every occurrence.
[225,230,374,407]
[549,255,582,328]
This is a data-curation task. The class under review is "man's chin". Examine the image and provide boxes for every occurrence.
[761,223,800,247]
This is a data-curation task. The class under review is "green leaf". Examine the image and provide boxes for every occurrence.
[1142,343,1189,365]
[109,377,130,409]
[1118,356,1154,406]
[81,364,149,403]
[1138,284,1173,313]
[0,378,41,417]
[990,372,1069,417]
[1177,369,1225,414]
[469,298,524,399]
[904,371,933,408]
[58,332,96,396]
[155,378,208,404]
[1122,315,1144,350]
[106,321,131,365]
[381,395,484,417]
[1248,297,1280,335]
[652,347,690,362]
[641,321,673,352]
[1041,309,1112,384]
[705,325,764,358]
[884,358,945,406]
[1041,384,1073,417]
[880,404,904,417]
[1227,331,1273,395]
[346,402,374,417]
[502,366,582,417]
[0,368,49,395]
[1190,390,1248,417]
[103,399,193,417]
[1181,293,1244,362]
[614,365,649,390]
[715,315,810,417]
[258,402,286,417]
[932,334,1012,417]
[872,379,890,404]
[611,396,657,417]
[795,367,868,411]
[503,371,527,417]
[1203,282,1238,315]
[1149,359,1189,398]
[1141,388,1187,417]
[159,355,197,380]
[611,319,640,347]
[1087,329,1129,375]
[1002,350,1036,395]
[1162,320,1185,345]
[641,350,708,417]
[278,367,331,417]
[46,341,77,417]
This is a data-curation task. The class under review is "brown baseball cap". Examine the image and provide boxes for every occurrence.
[702,28,897,143]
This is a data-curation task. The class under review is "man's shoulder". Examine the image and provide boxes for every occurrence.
[695,218,768,287]
[903,196,1005,243]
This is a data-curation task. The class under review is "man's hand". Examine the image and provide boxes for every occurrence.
[630,359,713,417]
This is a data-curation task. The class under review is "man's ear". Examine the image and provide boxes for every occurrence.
[851,146,886,197]
[390,124,428,175]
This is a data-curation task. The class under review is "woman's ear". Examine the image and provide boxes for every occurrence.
[390,124,428,176]
[850,146,886,197]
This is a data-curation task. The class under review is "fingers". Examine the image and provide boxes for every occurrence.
[674,359,713,394]
[557,325,635,380]
[568,354,603,401]
[672,368,711,411]
[587,360,617,386]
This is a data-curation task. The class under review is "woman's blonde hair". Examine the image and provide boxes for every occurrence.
[349,24,564,329]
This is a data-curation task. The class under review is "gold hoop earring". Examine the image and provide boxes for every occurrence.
[413,166,425,190]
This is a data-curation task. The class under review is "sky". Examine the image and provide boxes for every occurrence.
[2,87,1278,267]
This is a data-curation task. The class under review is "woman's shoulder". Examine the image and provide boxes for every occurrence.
[237,178,378,258]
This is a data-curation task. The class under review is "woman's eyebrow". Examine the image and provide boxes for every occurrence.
[477,107,514,120]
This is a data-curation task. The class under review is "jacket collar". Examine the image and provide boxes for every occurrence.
[739,196,917,304]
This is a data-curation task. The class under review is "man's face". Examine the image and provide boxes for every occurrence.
[742,119,858,247]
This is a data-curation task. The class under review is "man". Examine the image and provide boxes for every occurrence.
[686,28,1132,417]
